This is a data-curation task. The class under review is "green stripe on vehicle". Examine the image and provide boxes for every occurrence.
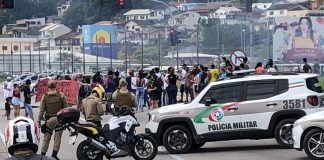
[193,104,221,124]
[289,81,304,85]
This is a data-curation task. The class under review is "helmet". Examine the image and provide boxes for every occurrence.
[92,86,103,100]
[5,116,39,155]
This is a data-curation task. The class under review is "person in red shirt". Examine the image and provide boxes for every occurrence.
[255,62,266,74]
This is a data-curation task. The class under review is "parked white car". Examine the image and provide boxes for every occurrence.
[293,110,324,160]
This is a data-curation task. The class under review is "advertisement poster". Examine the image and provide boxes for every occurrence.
[82,24,118,59]
[273,16,324,62]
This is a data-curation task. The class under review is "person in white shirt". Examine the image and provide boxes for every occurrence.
[179,64,187,103]
[5,77,14,120]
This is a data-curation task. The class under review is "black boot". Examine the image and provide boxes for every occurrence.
[52,150,60,160]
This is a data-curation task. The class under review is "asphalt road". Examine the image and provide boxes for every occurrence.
[0,91,310,160]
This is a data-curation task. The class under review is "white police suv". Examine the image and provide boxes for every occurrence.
[145,73,324,154]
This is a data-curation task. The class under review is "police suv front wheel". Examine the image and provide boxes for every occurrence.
[275,118,295,148]
[163,125,193,154]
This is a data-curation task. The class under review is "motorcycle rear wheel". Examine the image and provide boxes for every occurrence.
[77,140,104,160]
[131,136,158,160]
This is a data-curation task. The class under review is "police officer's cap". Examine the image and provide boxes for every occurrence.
[48,80,57,88]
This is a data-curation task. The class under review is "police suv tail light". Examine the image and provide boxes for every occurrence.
[307,96,319,106]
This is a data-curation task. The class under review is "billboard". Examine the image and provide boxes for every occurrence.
[82,24,117,59]
[273,16,324,62]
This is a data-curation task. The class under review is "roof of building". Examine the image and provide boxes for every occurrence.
[125,20,155,26]
[165,53,219,58]
[267,3,309,11]
[54,30,81,41]
[123,9,152,16]
[12,29,40,35]
[39,23,70,32]
[217,6,242,12]
[191,2,231,12]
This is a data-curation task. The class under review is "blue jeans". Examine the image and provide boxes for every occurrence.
[136,87,145,111]
[167,84,177,105]
[24,103,33,117]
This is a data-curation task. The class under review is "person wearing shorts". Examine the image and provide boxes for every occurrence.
[23,80,35,120]
[11,84,22,118]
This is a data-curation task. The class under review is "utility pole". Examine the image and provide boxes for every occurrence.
[71,39,74,73]
[83,38,86,74]
[110,33,113,70]
[29,43,32,72]
[196,25,199,64]
[250,14,253,66]
[59,40,62,70]
[19,42,22,74]
[141,29,144,69]
[96,35,99,71]
[38,41,41,73]
[158,30,161,69]
[217,19,221,70]
[125,31,128,75]
[48,40,51,71]
[2,45,5,73]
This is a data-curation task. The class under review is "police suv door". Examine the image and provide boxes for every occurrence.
[194,82,243,140]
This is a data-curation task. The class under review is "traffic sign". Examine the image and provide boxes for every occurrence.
[168,18,177,27]
[230,50,246,67]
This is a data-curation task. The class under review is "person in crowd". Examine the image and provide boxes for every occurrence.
[136,70,146,112]
[5,77,14,120]
[113,71,121,88]
[77,77,92,111]
[220,57,227,69]
[104,71,117,114]
[303,58,313,73]
[179,64,187,103]
[82,86,104,127]
[193,69,200,97]
[313,59,320,74]
[162,69,169,106]
[197,65,208,93]
[23,80,36,120]
[185,68,194,102]
[209,64,219,83]
[92,72,103,84]
[38,80,69,160]
[154,67,163,107]
[166,67,179,105]
[218,68,228,80]
[147,71,159,109]
[225,60,232,67]
[143,72,150,108]
[255,62,266,74]
[112,79,137,110]
[3,79,8,117]
[226,66,234,77]
[5,117,54,160]
[126,69,136,94]
[11,84,22,118]
[267,63,277,73]
[242,57,249,69]
[265,59,278,71]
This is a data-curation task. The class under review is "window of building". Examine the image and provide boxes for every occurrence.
[269,11,274,15]
[140,16,145,19]
[134,16,138,19]
[200,83,242,104]
[280,10,284,15]
[2,46,7,50]
[25,46,31,50]
[13,45,19,51]
[126,17,129,20]
[264,5,267,9]
[132,26,135,30]
[246,80,275,101]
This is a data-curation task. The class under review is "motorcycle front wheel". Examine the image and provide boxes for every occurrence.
[77,140,104,160]
[131,136,158,160]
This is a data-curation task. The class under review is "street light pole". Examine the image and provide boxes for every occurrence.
[141,29,144,69]
[71,38,74,73]
[158,30,161,69]
[110,33,113,70]
[125,31,128,75]
[48,40,51,71]
[19,42,22,74]
[196,25,199,64]
[59,40,62,70]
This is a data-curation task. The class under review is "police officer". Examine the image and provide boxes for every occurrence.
[37,80,69,160]
[82,86,105,127]
[112,79,137,110]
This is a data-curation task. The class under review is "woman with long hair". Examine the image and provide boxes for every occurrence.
[166,67,179,104]
[11,84,22,118]
[136,70,146,112]
[288,17,319,50]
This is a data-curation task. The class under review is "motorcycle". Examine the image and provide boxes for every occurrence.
[57,106,158,160]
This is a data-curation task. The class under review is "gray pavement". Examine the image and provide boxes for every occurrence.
[0,90,309,160]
